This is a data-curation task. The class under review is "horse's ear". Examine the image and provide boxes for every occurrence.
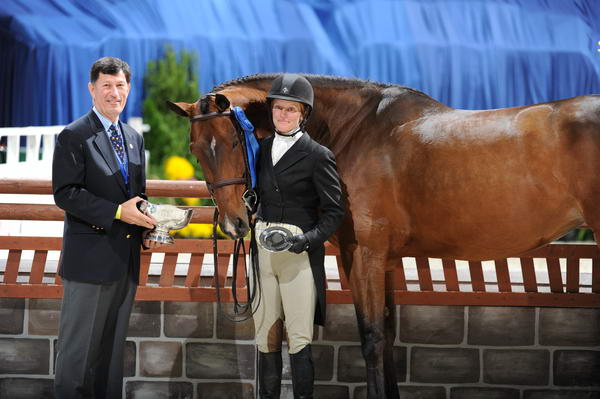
[215,94,230,112]
[166,100,193,118]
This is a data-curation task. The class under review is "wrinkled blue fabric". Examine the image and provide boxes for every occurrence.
[232,106,259,189]
[1,0,599,127]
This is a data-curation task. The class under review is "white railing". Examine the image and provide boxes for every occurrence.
[0,118,149,236]
[0,117,148,180]
[0,125,63,179]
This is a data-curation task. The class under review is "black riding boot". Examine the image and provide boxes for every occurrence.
[259,351,282,398]
[290,345,314,399]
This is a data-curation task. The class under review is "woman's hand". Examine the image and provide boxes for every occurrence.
[288,234,310,253]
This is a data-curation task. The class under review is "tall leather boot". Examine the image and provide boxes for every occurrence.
[259,351,282,398]
[290,345,314,399]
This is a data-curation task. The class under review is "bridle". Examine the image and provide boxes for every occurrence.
[191,111,244,196]
[188,98,260,322]
[191,109,257,211]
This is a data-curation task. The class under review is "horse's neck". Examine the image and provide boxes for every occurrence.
[306,87,371,153]
[310,86,435,156]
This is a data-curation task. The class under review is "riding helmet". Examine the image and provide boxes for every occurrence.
[267,74,314,113]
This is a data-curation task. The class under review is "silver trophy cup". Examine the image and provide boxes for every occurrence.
[139,200,193,245]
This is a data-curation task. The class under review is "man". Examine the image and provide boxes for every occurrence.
[53,57,159,398]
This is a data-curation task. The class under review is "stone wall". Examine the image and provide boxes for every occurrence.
[1,298,599,398]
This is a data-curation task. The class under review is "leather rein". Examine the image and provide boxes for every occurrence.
[189,105,260,322]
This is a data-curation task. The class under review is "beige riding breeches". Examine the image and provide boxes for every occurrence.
[252,221,317,354]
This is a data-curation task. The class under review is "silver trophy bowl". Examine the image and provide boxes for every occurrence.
[139,200,193,245]
[258,226,294,252]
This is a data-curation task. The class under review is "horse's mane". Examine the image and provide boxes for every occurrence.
[213,73,436,102]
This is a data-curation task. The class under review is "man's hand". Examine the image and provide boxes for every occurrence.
[119,197,156,229]
[288,234,310,254]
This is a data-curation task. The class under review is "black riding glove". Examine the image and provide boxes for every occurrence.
[288,234,310,254]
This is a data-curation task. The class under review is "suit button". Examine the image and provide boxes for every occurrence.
[275,188,279,192]
[126,234,131,239]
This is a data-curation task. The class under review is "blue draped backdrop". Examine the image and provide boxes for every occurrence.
[1,0,599,126]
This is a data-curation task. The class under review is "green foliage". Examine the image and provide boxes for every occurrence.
[142,46,201,179]
[575,228,594,241]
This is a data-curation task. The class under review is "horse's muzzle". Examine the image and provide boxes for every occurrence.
[220,215,250,239]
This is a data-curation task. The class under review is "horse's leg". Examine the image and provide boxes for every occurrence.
[341,243,399,399]
[383,266,399,397]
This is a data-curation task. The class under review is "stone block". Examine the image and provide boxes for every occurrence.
[354,385,446,399]
[0,298,24,334]
[314,385,349,398]
[450,387,520,399]
[336,346,366,382]
[338,345,406,383]
[280,384,349,398]
[140,341,182,377]
[468,306,534,346]
[128,301,161,337]
[483,349,549,385]
[125,381,193,399]
[400,305,464,344]
[0,378,54,399]
[0,338,49,374]
[539,308,600,346]
[554,350,600,387]
[197,382,254,399]
[124,341,136,377]
[313,345,335,381]
[216,303,255,340]
[54,339,135,377]
[524,391,600,399]
[187,343,255,379]
[411,347,479,383]
[164,302,213,338]
[28,299,61,336]
[322,304,360,342]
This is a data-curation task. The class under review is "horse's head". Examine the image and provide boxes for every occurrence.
[167,88,270,239]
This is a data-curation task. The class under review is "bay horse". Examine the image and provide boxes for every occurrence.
[168,74,600,398]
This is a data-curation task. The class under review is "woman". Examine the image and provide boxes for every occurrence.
[254,74,345,398]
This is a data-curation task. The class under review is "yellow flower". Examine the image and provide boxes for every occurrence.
[182,197,200,206]
[164,155,195,180]
[174,223,221,238]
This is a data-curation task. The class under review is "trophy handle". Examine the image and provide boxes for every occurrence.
[171,209,193,230]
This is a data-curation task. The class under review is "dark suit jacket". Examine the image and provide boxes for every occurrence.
[52,109,146,283]
[257,132,345,325]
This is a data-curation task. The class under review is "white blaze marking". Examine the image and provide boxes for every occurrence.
[210,136,217,157]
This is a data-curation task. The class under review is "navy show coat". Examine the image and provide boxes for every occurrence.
[52,109,146,283]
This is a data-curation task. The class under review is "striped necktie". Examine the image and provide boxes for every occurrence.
[109,124,126,163]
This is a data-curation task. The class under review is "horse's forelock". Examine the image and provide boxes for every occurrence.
[199,96,210,114]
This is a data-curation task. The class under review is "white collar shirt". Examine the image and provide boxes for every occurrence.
[272,130,303,165]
